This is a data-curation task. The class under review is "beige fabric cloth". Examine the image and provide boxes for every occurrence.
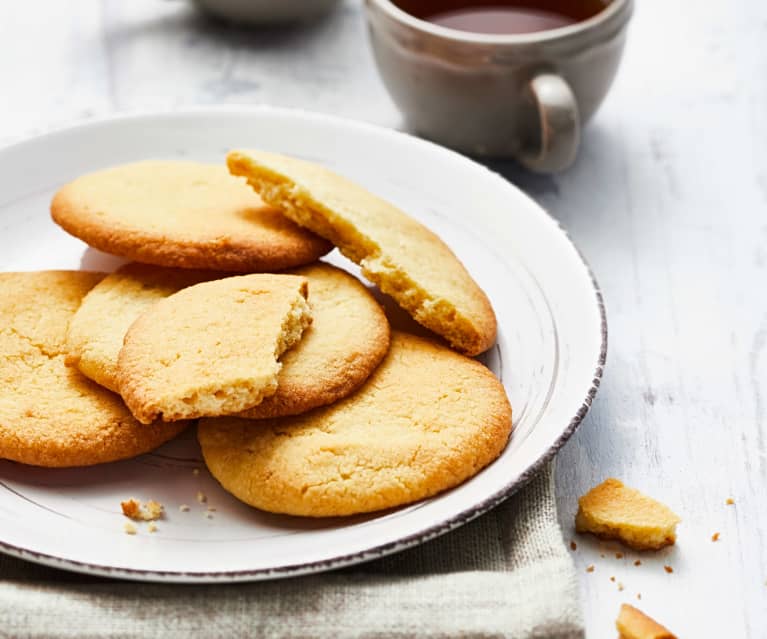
[0,463,582,639]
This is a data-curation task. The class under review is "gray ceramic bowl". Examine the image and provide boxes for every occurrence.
[193,0,342,25]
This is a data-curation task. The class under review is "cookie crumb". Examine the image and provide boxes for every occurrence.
[121,498,164,521]
[617,582,625,592]
[193,468,200,476]
[726,498,734,505]
[204,511,214,519]
[570,541,577,551]
[615,552,624,559]
[145,500,163,520]
[123,522,137,535]
[147,522,158,533]
[121,498,141,519]
[634,559,642,566]
[664,565,674,574]
[586,564,595,573]
[600,553,606,558]
[179,504,190,512]
[636,593,642,600]
[207,507,216,512]
[610,576,616,582]
[711,532,720,542]
[197,491,207,504]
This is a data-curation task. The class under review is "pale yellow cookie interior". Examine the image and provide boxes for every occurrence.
[51,160,331,271]
[118,274,313,424]
[227,150,497,356]
[238,262,390,419]
[66,263,227,393]
[0,271,188,467]
[199,331,512,517]
[575,478,681,550]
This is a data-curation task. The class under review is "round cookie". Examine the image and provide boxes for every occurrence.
[238,262,390,419]
[51,160,332,271]
[228,150,497,355]
[0,271,188,468]
[66,263,227,393]
[198,332,512,517]
[117,274,313,424]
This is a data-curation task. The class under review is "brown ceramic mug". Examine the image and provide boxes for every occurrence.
[365,0,633,172]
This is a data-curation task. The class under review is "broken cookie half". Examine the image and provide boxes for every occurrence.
[117,274,312,423]
[576,478,681,550]
[227,149,497,356]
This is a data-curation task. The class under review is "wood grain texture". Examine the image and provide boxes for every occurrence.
[1,0,765,636]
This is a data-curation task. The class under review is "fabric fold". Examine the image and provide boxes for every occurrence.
[0,464,583,639]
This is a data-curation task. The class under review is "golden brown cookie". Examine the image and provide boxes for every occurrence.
[0,271,188,467]
[66,263,227,393]
[199,331,512,517]
[66,262,389,418]
[51,160,331,271]
[238,262,390,418]
[117,274,313,424]
[227,150,497,356]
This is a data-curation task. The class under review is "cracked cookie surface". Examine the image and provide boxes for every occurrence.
[0,271,188,467]
[198,331,512,517]
[117,273,313,424]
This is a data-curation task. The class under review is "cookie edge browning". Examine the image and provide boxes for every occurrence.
[237,263,391,419]
[64,263,231,394]
[50,161,333,272]
[117,274,312,424]
[2,409,190,468]
[0,270,189,468]
[199,332,512,517]
[227,151,497,356]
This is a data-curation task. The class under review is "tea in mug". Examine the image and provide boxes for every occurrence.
[394,0,608,35]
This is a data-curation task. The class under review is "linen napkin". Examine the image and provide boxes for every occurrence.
[0,463,583,639]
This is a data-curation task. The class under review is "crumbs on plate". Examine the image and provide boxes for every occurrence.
[121,498,164,521]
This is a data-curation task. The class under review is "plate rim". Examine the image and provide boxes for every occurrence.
[0,106,607,583]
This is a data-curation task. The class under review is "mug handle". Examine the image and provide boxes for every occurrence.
[518,72,580,173]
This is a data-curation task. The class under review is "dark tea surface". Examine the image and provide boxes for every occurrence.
[394,0,607,35]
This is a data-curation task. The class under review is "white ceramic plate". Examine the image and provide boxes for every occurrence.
[0,107,605,582]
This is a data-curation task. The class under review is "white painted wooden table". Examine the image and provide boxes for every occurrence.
[2,1,765,636]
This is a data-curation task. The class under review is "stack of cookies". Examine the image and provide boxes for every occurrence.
[0,152,512,517]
